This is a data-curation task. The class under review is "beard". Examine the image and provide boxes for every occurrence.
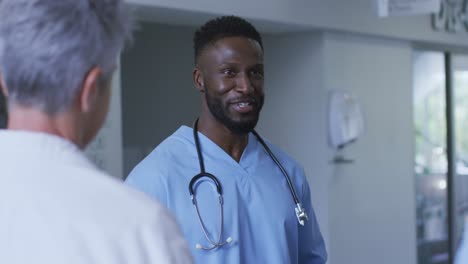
[205,89,264,135]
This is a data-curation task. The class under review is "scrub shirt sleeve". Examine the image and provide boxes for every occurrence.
[456,227,468,264]
[125,157,168,206]
[298,168,328,264]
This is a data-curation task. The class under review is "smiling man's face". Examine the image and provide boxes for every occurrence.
[196,36,264,134]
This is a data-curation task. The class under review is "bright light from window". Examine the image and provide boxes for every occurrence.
[434,147,445,155]
[437,179,447,190]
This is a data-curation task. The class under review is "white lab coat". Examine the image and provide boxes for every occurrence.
[0,130,192,264]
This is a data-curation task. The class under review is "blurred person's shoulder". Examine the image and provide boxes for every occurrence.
[69,164,183,235]
[80,169,193,263]
[38,163,193,263]
[0,130,192,263]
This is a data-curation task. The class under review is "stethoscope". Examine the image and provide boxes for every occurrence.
[189,119,309,250]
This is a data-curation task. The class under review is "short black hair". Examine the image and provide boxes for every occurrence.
[193,15,263,63]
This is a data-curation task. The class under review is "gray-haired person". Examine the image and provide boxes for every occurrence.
[0,1,192,263]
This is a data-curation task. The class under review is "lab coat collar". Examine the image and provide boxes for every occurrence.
[0,129,96,170]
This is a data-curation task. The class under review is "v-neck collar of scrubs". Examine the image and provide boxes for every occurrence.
[177,125,259,173]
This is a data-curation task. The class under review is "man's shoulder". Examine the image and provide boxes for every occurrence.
[132,126,194,173]
[61,169,192,263]
[2,161,182,243]
[72,166,172,223]
[148,126,193,160]
[111,187,193,264]
[257,135,303,171]
[124,126,195,196]
[112,184,179,230]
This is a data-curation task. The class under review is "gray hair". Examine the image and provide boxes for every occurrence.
[0,0,132,114]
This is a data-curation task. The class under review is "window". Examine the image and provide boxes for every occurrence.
[414,51,448,264]
[452,54,468,256]
[414,50,468,264]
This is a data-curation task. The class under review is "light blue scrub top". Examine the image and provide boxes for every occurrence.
[456,226,468,264]
[126,126,327,264]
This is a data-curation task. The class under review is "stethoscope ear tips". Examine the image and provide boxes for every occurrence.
[195,244,203,249]
[226,237,233,243]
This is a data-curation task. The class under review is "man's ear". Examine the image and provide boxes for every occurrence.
[79,66,102,113]
[193,67,205,93]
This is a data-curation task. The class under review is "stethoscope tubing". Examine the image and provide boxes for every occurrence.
[250,129,301,205]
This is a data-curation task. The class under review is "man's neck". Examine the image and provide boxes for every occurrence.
[7,106,82,148]
[197,115,249,163]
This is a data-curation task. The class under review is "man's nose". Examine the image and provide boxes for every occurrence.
[235,73,253,93]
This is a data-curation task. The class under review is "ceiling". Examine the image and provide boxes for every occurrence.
[129,3,312,34]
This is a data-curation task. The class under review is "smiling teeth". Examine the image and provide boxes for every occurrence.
[238,102,249,107]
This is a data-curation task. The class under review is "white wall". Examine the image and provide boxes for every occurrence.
[323,33,416,264]
[121,22,199,175]
[126,0,468,47]
[85,65,124,178]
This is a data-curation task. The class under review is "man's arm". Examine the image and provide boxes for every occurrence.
[456,227,468,264]
[125,156,168,205]
[298,169,328,263]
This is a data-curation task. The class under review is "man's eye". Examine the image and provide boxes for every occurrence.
[251,70,264,79]
[222,69,235,76]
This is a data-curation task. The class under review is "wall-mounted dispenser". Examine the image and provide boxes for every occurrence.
[328,90,365,163]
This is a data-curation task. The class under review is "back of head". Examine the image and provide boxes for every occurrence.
[193,15,263,64]
[0,0,132,114]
